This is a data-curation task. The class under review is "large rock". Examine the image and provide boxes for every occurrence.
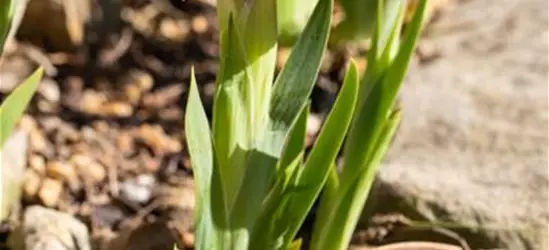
[366,0,548,249]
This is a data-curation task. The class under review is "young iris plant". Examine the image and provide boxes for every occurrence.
[185,0,427,249]
[0,0,43,220]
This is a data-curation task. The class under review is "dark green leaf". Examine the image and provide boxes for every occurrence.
[279,59,359,248]
[266,0,333,157]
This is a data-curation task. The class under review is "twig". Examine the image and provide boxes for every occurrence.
[99,28,134,66]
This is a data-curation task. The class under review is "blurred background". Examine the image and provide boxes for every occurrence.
[0,0,547,250]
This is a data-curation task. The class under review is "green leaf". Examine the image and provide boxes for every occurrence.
[310,161,339,241]
[310,109,402,250]
[0,67,43,148]
[331,0,378,43]
[185,67,227,249]
[223,0,334,246]
[0,0,14,56]
[286,239,303,250]
[212,14,253,209]
[279,104,309,171]
[266,0,333,157]
[309,2,428,249]
[249,152,304,250]
[277,0,319,45]
[247,104,307,250]
[340,0,426,192]
[278,59,359,248]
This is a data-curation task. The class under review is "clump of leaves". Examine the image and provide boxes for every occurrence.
[184,0,427,249]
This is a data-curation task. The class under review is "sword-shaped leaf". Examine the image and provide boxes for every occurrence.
[278,59,359,248]
[0,67,43,148]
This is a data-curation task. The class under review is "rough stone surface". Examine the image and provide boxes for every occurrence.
[9,206,91,250]
[368,0,548,249]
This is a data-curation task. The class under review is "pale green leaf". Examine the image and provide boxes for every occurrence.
[277,0,319,45]
[0,67,43,148]
[0,0,14,56]
[340,0,427,189]
[185,67,227,249]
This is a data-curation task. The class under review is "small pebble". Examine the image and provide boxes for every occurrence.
[38,78,61,103]
[0,72,20,93]
[37,99,58,113]
[120,175,156,204]
[124,84,142,104]
[160,18,189,42]
[23,169,42,201]
[38,178,63,207]
[18,115,39,132]
[191,15,208,34]
[135,174,155,187]
[29,154,46,174]
[70,154,106,183]
[116,133,135,156]
[18,116,50,154]
[92,204,125,228]
[46,161,78,183]
[307,114,322,136]
[80,90,107,114]
[135,124,182,155]
[102,101,134,117]
[306,114,322,147]
[129,70,154,91]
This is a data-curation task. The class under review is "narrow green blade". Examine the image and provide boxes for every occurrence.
[310,110,402,250]
[279,104,309,171]
[266,0,333,156]
[0,67,43,148]
[185,68,227,249]
[310,2,428,249]
[0,0,14,56]
[340,0,427,188]
[279,59,359,248]
[310,161,339,241]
